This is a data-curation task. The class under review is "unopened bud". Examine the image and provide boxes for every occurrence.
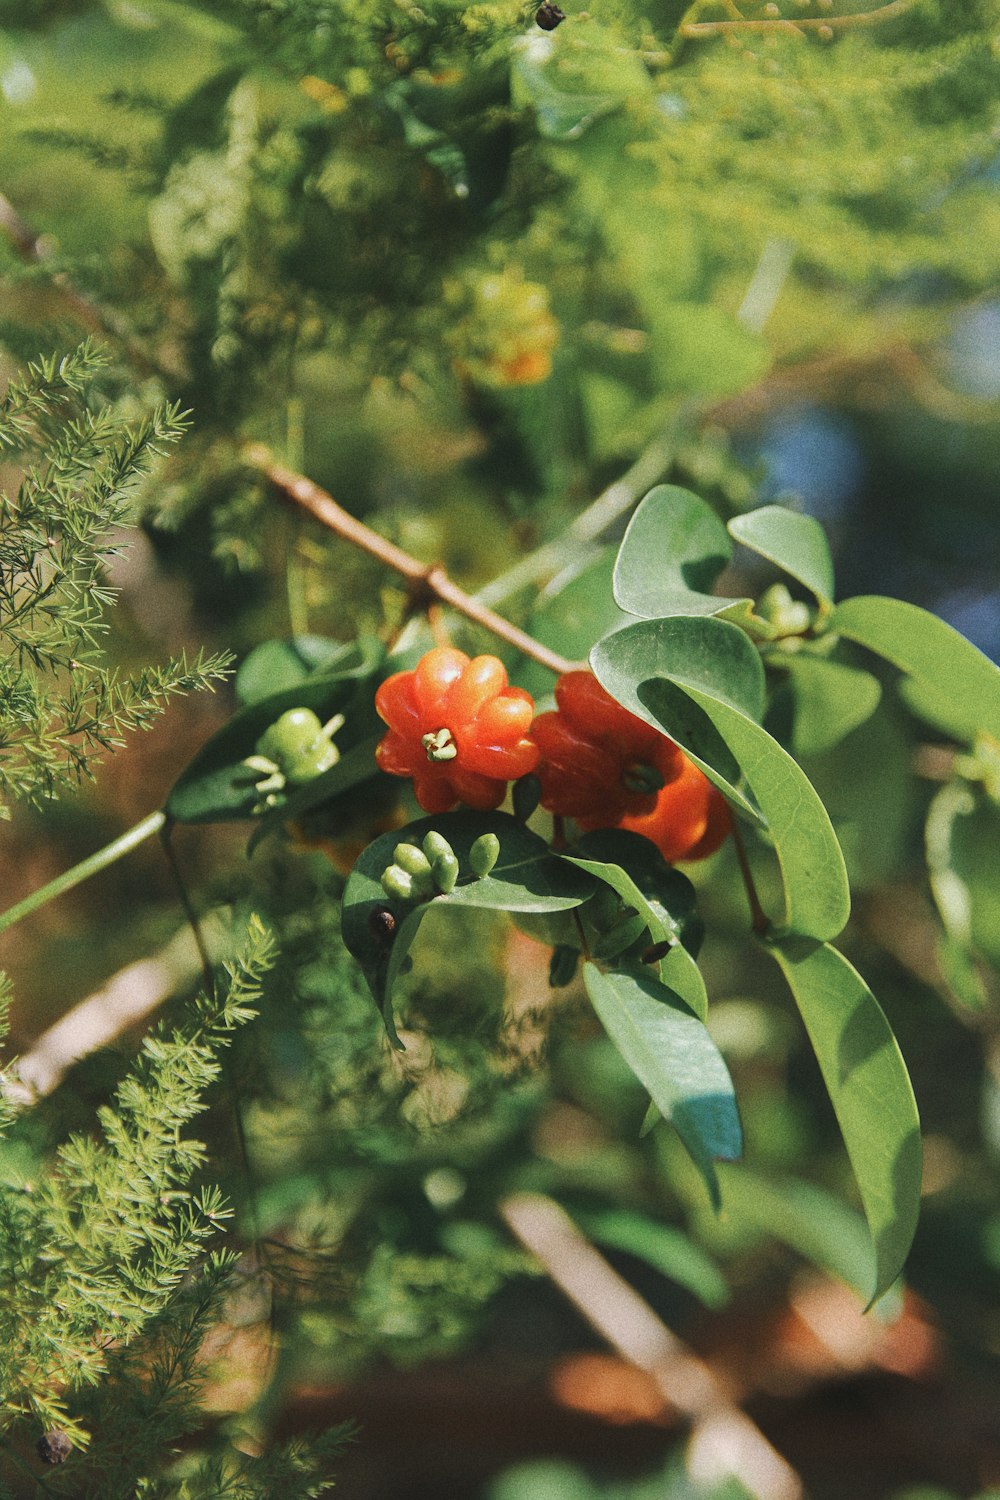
[469,832,500,877]
[380,863,416,902]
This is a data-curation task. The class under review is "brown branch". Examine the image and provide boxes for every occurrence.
[679,0,913,34]
[244,444,579,677]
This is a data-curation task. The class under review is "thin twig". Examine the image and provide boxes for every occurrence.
[500,1193,803,1500]
[159,818,217,1002]
[679,0,913,35]
[244,445,578,676]
[731,818,770,936]
[476,423,680,608]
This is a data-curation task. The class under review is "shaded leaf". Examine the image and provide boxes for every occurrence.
[728,506,835,607]
[235,634,383,706]
[764,937,922,1303]
[582,963,742,1207]
[166,669,382,824]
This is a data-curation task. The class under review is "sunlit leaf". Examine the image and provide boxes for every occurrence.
[728,506,835,607]
[612,485,753,622]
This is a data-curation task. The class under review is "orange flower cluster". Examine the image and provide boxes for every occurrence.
[375,650,731,863]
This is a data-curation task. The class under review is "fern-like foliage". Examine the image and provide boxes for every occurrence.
[0,918,273,1455]
[0,341,231,810]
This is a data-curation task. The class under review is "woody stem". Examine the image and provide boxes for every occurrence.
[245,445,577,677]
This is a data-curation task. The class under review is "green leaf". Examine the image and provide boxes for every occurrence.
[829,595,1000,744]
[648,303,771,397]
[592,615,766,723]
[342,812,596,1036]
[728,506,835,607]
[563,830,706,1017]
[763,937,922,1304]
[612,485,753,621]
[582,963,742,1207]
[166,670,381,824]
[235,634,383,706]
[593,624,851,940]
[716,1167,875,1298]
[571,1207,730,1308]
[781,654,883,757]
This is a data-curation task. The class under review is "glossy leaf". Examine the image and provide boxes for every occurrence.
[571,1207,730,1308]
[593,628,851,940]
[612,486,754,622]
[565,838,706,1019]
[582,963,742,1207]
[764,937,922,1303]
[166,670,382,824]
[830,595,1000,744]
[592,615,766,722]
[782,654,883,757]
[343,812,596,1036]
[728,506,835,607]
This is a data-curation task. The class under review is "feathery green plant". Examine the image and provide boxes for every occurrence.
[0,341,231,810]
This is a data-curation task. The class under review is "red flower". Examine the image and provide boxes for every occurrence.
[375,647,539,813]
[531,671,731,862]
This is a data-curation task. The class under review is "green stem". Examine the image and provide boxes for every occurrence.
[0,810,166,936]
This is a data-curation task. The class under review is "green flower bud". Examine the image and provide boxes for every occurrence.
[380,864,416,903]
[394,842,433,880]
[549,945,579,988]
[469,832,500,878]
[422,830,457,864]
[431,852,460,894]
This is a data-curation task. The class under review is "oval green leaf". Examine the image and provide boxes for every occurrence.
[830,595,1000,744]
[613,485,751,621]
[582,962,742,1208]
[343,812,596,1035]
[763,936,922,1304]
[728,506,835,607]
